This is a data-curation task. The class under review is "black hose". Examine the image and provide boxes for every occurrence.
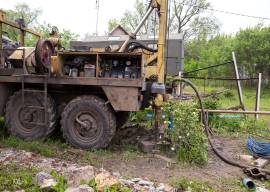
[172,78,249,169]
[126,41,157,53]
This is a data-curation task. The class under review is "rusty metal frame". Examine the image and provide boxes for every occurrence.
[0,75,143,87]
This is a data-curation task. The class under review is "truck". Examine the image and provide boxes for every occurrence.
[0,0,170,149]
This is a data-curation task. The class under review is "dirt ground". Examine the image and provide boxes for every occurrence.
[101,137,247,188]
[0,133,255,191]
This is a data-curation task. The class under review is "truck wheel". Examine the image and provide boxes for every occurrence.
[5,90,57,140]
[61,95,116,149]
[116,112,130,128]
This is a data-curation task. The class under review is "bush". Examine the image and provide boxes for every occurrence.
[163,101,208,166]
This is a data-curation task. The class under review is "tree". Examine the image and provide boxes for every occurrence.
[6,3,42,27]
[170,0,219,39]
[108,18,119,32]
[35,22,79,48]
[107,0,219,39]
[4,3,42,42]
[107,0,157,35]
[3,3,78,48]
[234,26,270,79]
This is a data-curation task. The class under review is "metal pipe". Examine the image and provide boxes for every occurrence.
[255,73,262,119]
[119,6,154,52]
[200,109,270,115]
[232,52,245,110]
[134,6,154,35]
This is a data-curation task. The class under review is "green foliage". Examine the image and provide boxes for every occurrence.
[0,164,40,191]
[223,90,235,98]
[107,0,219,38]
[88,178,97,190]
[4,3,78,48]
[89,178,132,192]
[129,107,153,128]
[185,25,270,83]
[212,116,269,137]
[4,3,42,42]
[108,18,119,32]
[171,178,214,192]
[51,170,66,192]
[235,26,270,78]
[163,101,208,166]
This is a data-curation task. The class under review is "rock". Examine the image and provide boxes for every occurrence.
[33,172,57,189]
[131,178,142,182]
[257,187,270,192]
[95,172,120,192]
[64,166,95,187]
[156,183,165,191]
[138,179,154,186]
[119,178,135,186]
[164,184,175,192]
[65,184,94,192]
[112,172,121,178]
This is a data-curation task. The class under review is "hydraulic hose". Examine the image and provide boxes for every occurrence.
[172,78,270,175]
[126,41,157,53]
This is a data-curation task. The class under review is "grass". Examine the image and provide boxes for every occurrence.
[0,121,142,167]
[0,163,40,191]
[170,177,263,192]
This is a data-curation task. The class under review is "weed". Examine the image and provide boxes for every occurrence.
[171,178,214,192]
[88,178,97,191]
[223,90,235,98]
[51,170,66,192]
[0,163,40,191]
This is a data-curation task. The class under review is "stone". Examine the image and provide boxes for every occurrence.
[33,172,57,189]
[112,172,121,178]
[131,178,142,183]
[64,166,95,187]
[139,140,155,153]
[138,179,154,186]
[252,158,270,168]
[164,184,175,192]
[65,185,94,192]
[119,179,135,186]
[257,187,270,192]
[156,183,165,191]
[95,172,120,192]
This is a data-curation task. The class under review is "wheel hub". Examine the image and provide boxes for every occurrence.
[75,113,98,138]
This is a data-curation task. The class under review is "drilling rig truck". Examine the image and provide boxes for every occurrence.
[0,0,171,149]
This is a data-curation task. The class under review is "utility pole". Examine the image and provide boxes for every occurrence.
[95,0,100,36]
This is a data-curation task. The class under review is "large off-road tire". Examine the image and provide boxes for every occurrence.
[5,90,57,140]
[116,112,130,129]
[61,95,116,149]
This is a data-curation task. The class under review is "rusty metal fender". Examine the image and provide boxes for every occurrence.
[102,86,141,112]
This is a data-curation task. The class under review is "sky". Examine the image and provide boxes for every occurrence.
[0,0,270,39]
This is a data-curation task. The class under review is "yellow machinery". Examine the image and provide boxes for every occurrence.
[0,0,170,149]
